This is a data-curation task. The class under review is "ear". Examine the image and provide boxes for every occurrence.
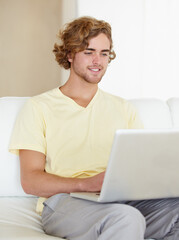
[67,53,73,63]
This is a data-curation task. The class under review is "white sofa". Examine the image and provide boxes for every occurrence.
[1,96,179,240]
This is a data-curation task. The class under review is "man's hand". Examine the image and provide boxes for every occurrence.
[80,172,105,192]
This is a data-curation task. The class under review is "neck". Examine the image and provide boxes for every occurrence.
[59,75,98,107]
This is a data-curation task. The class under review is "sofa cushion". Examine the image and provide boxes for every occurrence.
[130,98,173,129]
[0,197,60,239]
[167,98,179,128]
[0,97,29,196]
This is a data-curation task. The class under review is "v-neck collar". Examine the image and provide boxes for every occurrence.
[57,87,100,110]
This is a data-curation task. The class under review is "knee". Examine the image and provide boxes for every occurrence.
[115,204,146,229]
[100,204,146,237]
[126,205,145,224]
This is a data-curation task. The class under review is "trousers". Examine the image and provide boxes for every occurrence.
[42,194,179,240]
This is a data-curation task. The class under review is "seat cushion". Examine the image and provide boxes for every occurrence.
[0,197,60,239]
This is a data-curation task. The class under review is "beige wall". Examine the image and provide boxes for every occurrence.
[0,0,76,97]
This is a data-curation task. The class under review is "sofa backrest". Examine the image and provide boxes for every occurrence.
[167,98,179,128]
[0,96,178,197]
[130,98,173,129]
[0,97,29,196]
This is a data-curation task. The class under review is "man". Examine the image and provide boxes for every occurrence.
[9,17,179,240]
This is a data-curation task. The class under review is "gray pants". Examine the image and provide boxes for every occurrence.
[42,194,179,240]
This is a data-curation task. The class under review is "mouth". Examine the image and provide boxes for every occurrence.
[88,66,102,73]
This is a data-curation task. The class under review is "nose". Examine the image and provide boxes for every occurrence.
[92,53,100,65]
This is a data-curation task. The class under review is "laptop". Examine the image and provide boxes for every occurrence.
[70,129,179,202]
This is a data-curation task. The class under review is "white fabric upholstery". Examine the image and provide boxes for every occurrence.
[1,96,178,240]
[0,97,29,196]
[167,98,179,128]
[130,98,173,129]
[0,197,60,239]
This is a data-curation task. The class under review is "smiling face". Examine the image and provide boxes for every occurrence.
[68,33,110,85]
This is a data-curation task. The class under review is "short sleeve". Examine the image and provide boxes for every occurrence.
[125,101,144,129]
[9,98,46,155]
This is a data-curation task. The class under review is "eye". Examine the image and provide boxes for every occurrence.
[101,52,109,57]
[84,51,92,55]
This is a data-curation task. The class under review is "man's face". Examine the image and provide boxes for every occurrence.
[69,33,111,85]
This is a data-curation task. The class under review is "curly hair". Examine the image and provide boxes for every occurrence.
[53,16,116,69]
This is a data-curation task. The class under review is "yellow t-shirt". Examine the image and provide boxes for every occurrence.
[9,87,143,214]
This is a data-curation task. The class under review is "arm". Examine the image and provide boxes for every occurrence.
[19,149,105,198]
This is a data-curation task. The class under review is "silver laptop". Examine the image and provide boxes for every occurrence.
[70,129,179,202]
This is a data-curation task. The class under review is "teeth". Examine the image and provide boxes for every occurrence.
[90,68,100,72]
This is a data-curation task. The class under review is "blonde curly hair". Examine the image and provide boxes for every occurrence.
[53,16,116,69]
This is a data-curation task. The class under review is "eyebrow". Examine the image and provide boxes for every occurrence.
[86,48,110,52]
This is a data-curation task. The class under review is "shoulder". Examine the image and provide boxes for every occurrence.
[99,89,134,108]
[18,88,59,119]
[25,88,60,110]
[31,88,59,103]
[98,89,140,119]
[99,89,123,102]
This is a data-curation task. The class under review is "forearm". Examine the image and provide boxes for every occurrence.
[21,170,85,198]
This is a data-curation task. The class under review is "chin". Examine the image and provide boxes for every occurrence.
[84,75,103,84]
[86,78,102,85]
